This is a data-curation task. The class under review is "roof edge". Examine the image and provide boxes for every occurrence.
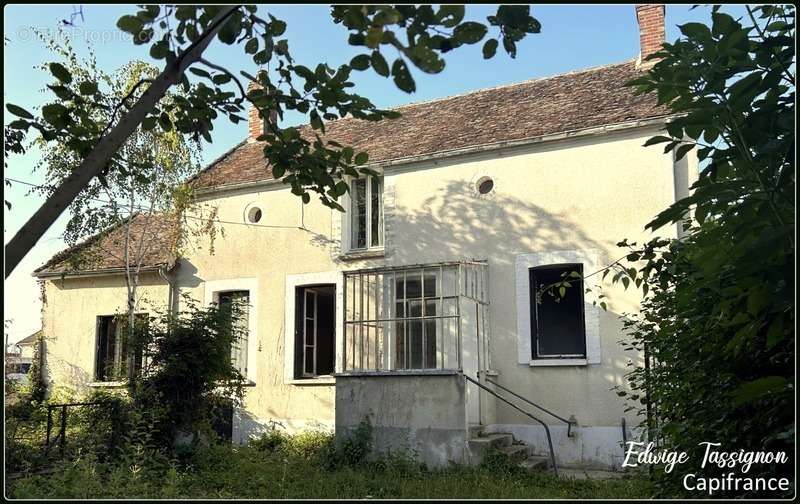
[194,113,675,198]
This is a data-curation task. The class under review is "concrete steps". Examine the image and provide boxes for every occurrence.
[468,426,549,472]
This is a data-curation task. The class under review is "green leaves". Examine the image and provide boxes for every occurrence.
[370,51,389,77]
[49,62,72,84]
[350,54,370,71]
[116,15,143,35]
[391,59,415,93]
[453,22,487,44]
[41,103,69,129]
[731,376,788,406]
[482,39,498,59]
[6,104,33,119]
[78,81,98,96]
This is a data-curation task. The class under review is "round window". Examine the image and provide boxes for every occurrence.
[477,177,494,195]
[247,206,263,223]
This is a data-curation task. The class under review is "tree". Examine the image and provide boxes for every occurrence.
[29,32,213,386]
[5,4,542,276]
[611,4,794,497]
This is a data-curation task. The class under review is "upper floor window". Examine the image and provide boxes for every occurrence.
[350,177,383,250]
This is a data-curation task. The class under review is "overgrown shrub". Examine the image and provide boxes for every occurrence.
[326,416,373,468]
[615,5,794,498]
[132,295,246,449]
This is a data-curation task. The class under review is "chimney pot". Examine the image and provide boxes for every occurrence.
[635,4,665,68]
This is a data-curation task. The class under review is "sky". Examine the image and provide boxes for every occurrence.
[3,4,746,344]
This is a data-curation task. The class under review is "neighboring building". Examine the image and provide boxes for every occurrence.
[5,330,39,382]
[34,6,696,469]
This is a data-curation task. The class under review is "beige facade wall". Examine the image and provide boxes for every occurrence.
[41,272,170,393]
[40,124,698,453]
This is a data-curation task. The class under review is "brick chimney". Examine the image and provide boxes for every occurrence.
[247,80,278,142]
[635,4,665,68]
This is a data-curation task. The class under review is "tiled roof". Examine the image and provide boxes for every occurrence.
[192,60,668,190]
[34,213,179,276]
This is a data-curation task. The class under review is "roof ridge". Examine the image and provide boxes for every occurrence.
[386,59,637,112]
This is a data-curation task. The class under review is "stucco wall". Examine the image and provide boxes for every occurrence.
[40,124,698,462]
[41,272,170,394]
[335,373,467,467]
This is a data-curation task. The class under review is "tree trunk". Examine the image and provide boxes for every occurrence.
[4,6,240,277]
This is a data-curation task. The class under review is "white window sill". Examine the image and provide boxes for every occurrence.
[529,358,588,367]
[338,247,385,261]
[286,376,335,386]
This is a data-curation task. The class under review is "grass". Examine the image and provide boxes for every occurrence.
[7,441,652,499]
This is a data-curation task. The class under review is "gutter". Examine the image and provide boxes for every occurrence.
[193,114,677,200]
[33,265,165,280]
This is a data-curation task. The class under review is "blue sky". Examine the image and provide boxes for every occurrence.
[3,4,745,343]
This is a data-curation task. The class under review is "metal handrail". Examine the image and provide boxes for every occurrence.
[463,374,558,475]
[484,377,575,438]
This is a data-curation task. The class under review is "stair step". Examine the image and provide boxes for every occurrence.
[468,433,513,450]
[468,425,484,438]
[498,444,530,461]
[519,455,549,472]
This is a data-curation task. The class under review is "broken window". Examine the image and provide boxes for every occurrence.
[350,177,383,250]
[529,264,586,359]
[217,290,250,377]
[294,285,336,378]
[95,314,145,382]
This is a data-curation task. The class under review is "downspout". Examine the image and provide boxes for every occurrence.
[158,263,176,316]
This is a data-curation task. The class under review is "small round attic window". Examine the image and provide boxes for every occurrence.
[477,177,494,195]
[246,205,262,224]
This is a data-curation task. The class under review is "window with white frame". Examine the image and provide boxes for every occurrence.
[217,290,250,378]
[294,284,336,378]
[529,264,586,359]
[349,176,383,250]
[515,250,601,366]
[95,313,147,382]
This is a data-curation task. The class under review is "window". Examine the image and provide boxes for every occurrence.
[529,264,586,359]
[294,285,336,378]
[394,271,439,369]
[217,290,250,377]
[95,314,145,382]
[350,177,383,250]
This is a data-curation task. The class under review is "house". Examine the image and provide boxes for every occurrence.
[34,5,696,470]
[5,330,39,382]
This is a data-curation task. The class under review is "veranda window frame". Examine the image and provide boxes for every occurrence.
[342,260,490,373]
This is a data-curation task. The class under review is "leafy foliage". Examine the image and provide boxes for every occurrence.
[613,5,794,498]
[132,295,246,449]
[7,432,651,499]
[5,5,542,217]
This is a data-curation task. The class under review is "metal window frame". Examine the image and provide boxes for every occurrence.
[343,260,489,373]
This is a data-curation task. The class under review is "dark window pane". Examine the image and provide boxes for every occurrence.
[530,265,586,358]
[370,177,383,247]
[351,179,367,249]
[295,285,336,378]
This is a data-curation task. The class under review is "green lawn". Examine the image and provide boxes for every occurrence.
[7,444,651,499]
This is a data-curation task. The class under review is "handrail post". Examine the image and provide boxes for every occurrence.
[485,377,575,437]
[463,374,558,476]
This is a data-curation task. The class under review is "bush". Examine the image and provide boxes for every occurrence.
[326,416,373,469]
